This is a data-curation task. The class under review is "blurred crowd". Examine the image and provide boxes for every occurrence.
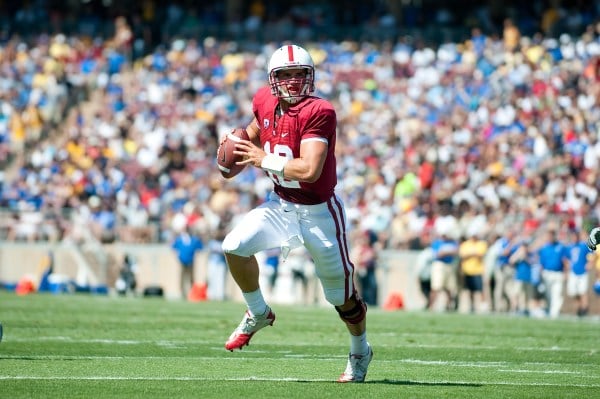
[1,1,600,314]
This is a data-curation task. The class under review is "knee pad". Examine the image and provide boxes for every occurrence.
[335,293,367,325]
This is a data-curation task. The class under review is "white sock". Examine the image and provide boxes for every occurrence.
[243,289,268,316]
[350,331,369,355]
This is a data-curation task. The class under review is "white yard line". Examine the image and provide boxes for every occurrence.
[1,354,598,368]
[6,337,596,353]
[0,375,599,387]
[1,355,597,377]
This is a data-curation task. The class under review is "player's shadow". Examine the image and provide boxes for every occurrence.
[366,379,483,387]
[296,379,482,387]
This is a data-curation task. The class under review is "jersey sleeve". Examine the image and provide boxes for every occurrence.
[301,103,336,143]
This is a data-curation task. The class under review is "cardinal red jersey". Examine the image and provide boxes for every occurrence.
[252,86,337,205]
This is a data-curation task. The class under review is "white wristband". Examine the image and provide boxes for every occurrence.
[261,154,288,177]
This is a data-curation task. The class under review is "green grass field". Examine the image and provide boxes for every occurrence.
[1,291,599,398]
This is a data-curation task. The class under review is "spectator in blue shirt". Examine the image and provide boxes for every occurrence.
[566,230,592,317]
[492,229,518,313]
[537,229,569,318]
[508,239,535,316]
[88,195,116,243]
[429,226,459,311]
[171,225,204,299]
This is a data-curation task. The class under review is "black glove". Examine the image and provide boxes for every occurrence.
[587,227,600,251]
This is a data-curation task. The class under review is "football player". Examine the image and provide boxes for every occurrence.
[219,44,372,382]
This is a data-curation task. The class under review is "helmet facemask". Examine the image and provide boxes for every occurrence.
[269,67,314,104]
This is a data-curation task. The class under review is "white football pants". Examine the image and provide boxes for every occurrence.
[222,191,355,306]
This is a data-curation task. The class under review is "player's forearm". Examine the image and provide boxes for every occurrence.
[260,154,321,182]
[279,157,323,183]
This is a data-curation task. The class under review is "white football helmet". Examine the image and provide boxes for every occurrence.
[268,44,314,104]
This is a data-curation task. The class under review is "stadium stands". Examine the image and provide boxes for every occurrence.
[1,1,600,315]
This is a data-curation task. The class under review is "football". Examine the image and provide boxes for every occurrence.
[217,128,250,178]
